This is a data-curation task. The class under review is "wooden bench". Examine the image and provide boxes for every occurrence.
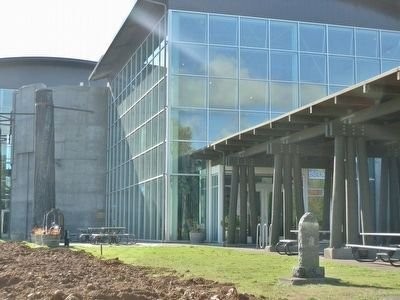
[346,243,400,267]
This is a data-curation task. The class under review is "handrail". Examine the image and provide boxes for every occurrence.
[359,232,400,237]
[256,223,268,249]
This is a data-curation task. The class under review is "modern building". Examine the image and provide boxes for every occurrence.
[0,57,107,239]
[89,0,400,244]
[0,57,98,89]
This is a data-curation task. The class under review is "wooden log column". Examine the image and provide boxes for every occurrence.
[269,154,283,248]
[248,165,257,244]
[346,137,359,244]
[293,155,304,225]
[356,137,374,244]
[283,154,293,238]
[330,136,346,248]
[33,89,56,227]
[239,165,248,244]
[227,165,239,244]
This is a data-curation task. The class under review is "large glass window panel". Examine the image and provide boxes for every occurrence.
[328,26,354,55]
[299,84,327,106]
[355,29,379,58]
[240,17,267,48]
[157,144,164,175]
[159,47,166,77]
[382,60,400,72]
[171,43,207,75]
[151,87,159,115]
[170,75,206,108]
[270,82,298,113]
[240,112,268,131]
[329,56,354,85]
[382,31,400,60]
[153,52,160,83]
[240,49,268,80]
[170,109,207,141]
[299,23,326,53]
[300,54,326,84]
[171,12,207,43]
[239,80,267,110]
[159,79,166,109]
[170,142,207,174]
[209,46,238,78]
[209,15,238,45]
[159,111,166,142]
[169,175,201,240]
[209,78,238,109]
[329,85,346,94]
[270,21,297,51]
[209,110,239,142]
[270,51,298,81]
[356,58,380,82]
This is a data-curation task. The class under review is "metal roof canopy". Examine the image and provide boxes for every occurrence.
[89,0,166,81]
[194,67,400,164]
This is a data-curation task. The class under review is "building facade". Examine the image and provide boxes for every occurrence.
[10,84,107,240]
[0,89,13,238]
[91,0,400,242]
[0,57,107,240]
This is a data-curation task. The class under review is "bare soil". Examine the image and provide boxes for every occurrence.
[0,242,257,300]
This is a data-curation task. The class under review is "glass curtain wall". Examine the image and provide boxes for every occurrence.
[170,10,400,143]
[107,16,167,240]
[0,89,13,235]
[168,10,400,240]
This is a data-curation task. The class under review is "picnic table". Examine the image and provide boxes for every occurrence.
[346,232,400,267]
[275,230,330,255]
[79,227,135,244]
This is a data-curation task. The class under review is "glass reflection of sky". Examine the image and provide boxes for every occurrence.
[169,10,400,142]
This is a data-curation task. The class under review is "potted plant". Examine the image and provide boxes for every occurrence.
[189,223,205,244]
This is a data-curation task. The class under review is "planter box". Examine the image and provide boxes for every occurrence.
[189,231,205,244]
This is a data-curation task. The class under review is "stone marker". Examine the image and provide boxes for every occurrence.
[292,212,325,284]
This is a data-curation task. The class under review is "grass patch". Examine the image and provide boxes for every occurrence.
[75,244,400,299]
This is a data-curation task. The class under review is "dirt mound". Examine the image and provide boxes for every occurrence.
[0,242,257,300]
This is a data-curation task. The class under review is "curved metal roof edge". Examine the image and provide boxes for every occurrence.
[0,56,97,66]
[89,1,139,81]
[208,66,400,149]
[89,0,166,81]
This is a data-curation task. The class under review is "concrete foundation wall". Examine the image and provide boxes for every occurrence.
[10,84,107,240]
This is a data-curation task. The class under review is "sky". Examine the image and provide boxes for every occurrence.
[0,0,136,62]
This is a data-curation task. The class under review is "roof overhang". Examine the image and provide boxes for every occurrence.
[89,0,166,81]
[194,67,400,163]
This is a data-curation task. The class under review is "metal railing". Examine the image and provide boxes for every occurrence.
[256,223,269,249]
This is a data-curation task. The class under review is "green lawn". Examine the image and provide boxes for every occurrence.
[75,244,400,300]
